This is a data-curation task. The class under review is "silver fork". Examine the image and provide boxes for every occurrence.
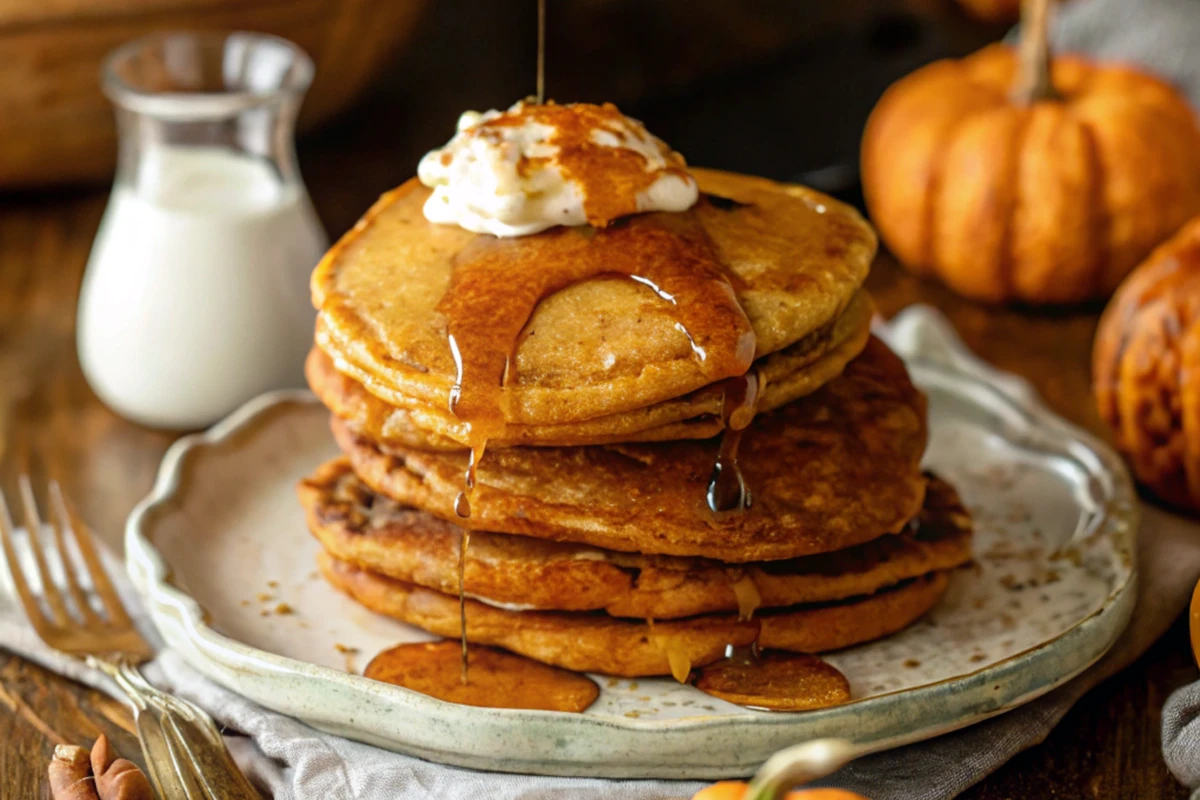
[0,474,261,800]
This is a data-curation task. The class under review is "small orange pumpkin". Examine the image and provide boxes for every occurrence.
[861,0,1200,304]
[691,782,869,800]
[1094,215,1200,512]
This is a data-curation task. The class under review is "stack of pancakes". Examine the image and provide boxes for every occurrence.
[300,167,973,684]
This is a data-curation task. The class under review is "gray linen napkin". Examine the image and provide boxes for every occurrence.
[1164,681,1200,800]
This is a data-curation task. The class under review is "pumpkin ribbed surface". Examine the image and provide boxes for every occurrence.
[1095,216,1200,510]
[863,44,1200,304]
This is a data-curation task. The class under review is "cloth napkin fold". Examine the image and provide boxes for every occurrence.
[3,504,1197,800]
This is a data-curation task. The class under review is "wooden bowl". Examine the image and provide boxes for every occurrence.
[0,0,425,188]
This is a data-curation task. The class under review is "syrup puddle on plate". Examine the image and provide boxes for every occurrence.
[694,651,850,712]
[365,640,600,713]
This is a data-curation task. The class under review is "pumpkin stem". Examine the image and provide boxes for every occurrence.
[1013,0,1060,103]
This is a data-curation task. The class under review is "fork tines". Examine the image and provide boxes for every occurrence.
[0,476,132,638]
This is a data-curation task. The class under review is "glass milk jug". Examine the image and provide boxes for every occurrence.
[78,32,328,429]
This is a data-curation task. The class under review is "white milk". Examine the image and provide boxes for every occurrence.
[77,146,327,429]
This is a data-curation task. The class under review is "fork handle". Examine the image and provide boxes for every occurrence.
[92,657,262,800]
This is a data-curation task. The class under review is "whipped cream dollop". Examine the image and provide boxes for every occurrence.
[417,101,699,237]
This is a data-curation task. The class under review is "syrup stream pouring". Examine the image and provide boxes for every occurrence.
[536,0,546,104]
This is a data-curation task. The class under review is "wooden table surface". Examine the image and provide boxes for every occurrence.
[1,114,1197,799]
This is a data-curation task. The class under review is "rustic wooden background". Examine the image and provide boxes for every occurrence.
[1,0,1198,796]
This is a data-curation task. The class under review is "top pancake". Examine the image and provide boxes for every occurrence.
[312,168,876,427]
[308,290,874,450]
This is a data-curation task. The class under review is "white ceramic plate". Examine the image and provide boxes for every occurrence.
[125,306,1137,779]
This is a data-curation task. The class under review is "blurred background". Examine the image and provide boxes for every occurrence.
[2,0,1013,224]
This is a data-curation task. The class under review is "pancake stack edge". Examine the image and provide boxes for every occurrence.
[298,169,974,689]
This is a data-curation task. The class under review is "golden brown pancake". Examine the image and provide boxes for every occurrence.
[333,337,929,562]
[312,168,876,428]
[319,551,950,677]
[301,459,971,619]
[308,291,874,451]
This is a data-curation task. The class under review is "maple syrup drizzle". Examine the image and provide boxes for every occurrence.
[440,210,756,514]
[694,651,851,712]
[364,641,600,712]
[703,567,852,712]
[453,443,486,519]
[730,572,762,621]
[712,569,763,670]
[439,212,753,431]
[647,618,694,684]
[724,642,761,665]
[707,370,761,513]
[666,647,693,684]
[457,529,471,684]
[535,0,546,104]
[437,204,755,686]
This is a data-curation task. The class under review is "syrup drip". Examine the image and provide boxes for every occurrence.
[647,619,694,684]
[457,529,471,684]
[439,213,754,440]
[440,211,756,518]
[453,493,471,518]
[707,371,761,513]
[730,572,762,621]
[724,642,760,665]
[666,647,693,684]
[453,443,486,519]
[438,207,755,687]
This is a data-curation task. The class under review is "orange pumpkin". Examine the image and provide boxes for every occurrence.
[1094,215,1200,511]
[691,782,869,800]
[861,1,1200,304]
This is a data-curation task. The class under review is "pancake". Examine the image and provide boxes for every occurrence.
[334,336,929,562]
[312,168,876,429]
[319,551,951,677]
[301,459,972,619]
[308,291,874,451]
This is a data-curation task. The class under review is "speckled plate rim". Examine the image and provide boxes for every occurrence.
[124,305,1139,779]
